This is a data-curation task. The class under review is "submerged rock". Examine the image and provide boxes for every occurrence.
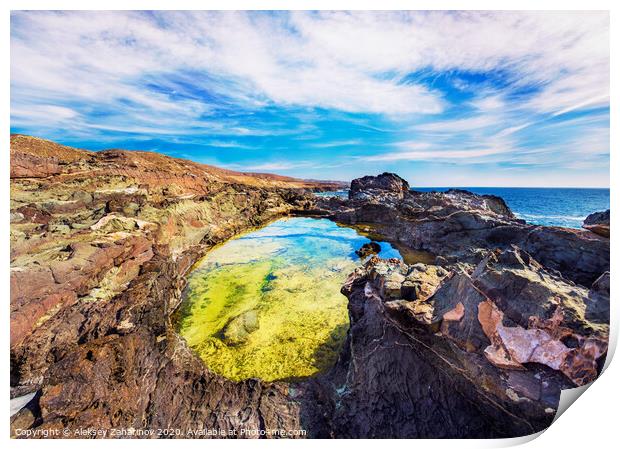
[222,310,259,345]
[355,241,381,258]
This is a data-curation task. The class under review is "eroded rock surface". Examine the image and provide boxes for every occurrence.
[583,209,610,237]
[349,172,410,201]
[318,173,609,287]
[305,249,608,437]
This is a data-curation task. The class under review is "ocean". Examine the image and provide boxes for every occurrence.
[316,187,610,229]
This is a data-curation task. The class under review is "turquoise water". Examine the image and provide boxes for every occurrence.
[178,217,401,381]
[317,188,610,229]
[231,216,401,265]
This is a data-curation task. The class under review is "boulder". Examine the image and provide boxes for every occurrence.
[349,172,410,201]
[222,310,259,345]
[583,209,610,237]
[355,241,381,258]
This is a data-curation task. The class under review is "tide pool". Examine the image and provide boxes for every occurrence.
[177,217,401,382]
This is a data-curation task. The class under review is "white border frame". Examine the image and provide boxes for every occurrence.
[2,2,616,447]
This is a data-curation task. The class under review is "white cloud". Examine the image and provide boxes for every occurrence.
[362,145,508,163]
[414,115,499,133]
[310,139,364,148]
[392,141,435,150]
[11,11,609,126]
[11,104,79,124]
[470,94,505,112]
[202,140,255,149]
[245,162,311,171]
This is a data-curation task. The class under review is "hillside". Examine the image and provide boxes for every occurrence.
[10,134,346,191]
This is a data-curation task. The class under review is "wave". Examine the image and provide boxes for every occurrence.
[515,213,586,222]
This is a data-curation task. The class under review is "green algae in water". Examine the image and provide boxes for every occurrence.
[177,217,401,382]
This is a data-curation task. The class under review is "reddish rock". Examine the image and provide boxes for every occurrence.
[11,135,335,438]
[478,298,605,386]
[442,302,465,321]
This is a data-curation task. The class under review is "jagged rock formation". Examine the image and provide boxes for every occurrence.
[349,172,410,201]
[583,209,610,237]
[308,250,608,437]
[317,174,609,287]
[301,173,609,438]
[11,142,610,439]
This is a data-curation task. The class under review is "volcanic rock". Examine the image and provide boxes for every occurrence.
[320,174,609,287]
[349,172,409,201]
[355,241,381,258]
[10,135,336,438]
[319,250,608,437]
[583,209,610,237]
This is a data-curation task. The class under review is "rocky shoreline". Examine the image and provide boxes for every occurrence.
[10,137,610,438]
[298,173,609,437]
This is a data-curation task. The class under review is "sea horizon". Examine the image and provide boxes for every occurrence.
[317,186,609,229]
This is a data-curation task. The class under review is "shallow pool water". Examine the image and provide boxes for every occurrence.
[177,217,401,382]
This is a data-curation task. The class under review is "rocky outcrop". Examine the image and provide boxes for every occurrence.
[349,172,409,201]
[318,174,609,287]
[297,174,609,437]
[444,188,514,217]
[583,209,610,237]
[306,249,608,437]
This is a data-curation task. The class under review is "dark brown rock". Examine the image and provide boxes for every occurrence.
[349,172,409,201]
[322,176,609,288]
[583,209,610,237]
[355,241,381,258]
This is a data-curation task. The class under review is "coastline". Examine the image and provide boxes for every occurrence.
[10,137,610,439]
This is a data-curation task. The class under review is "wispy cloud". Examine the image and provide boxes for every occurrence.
[244,161,313,172]
[10,11,609,186]
[310,139,364,148]
[362,147,507,162]
[413,115,500,133]
[202,140,257,149]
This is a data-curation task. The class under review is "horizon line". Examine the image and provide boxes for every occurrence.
[10,133,610,189]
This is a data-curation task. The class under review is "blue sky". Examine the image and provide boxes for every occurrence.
[10,11,609,186]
